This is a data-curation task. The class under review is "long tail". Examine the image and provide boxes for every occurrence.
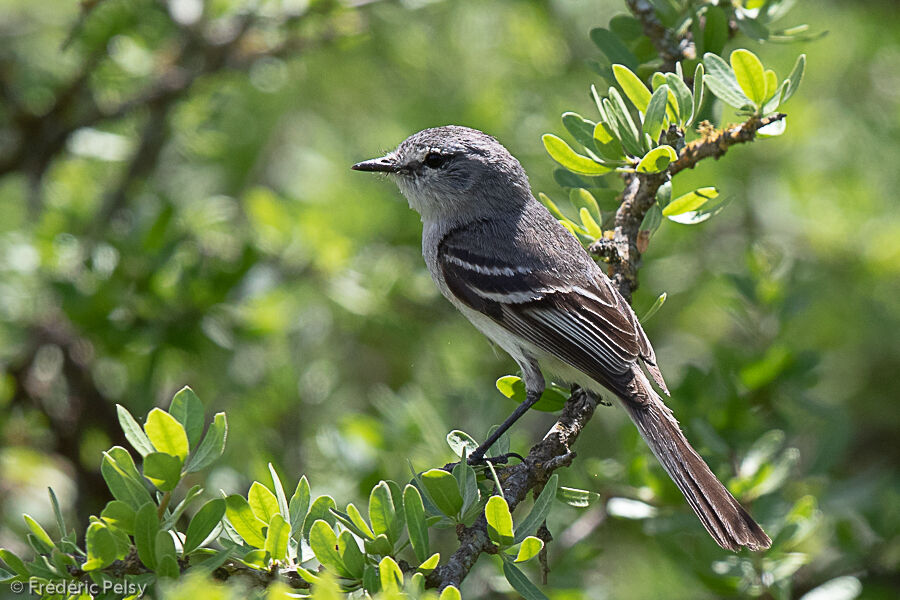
[621,387,771,551]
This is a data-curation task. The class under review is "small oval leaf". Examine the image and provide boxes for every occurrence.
[636,145,676,173]
[543,134,612,175]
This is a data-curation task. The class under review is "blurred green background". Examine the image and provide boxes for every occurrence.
[0,0,897,598]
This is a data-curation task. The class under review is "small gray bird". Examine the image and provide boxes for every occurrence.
[352,125,771,552]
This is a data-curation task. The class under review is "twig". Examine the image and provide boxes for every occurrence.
[625,0,696,73]
[669,114,786,176]
[598,113,787,301]
[426,389,598,589]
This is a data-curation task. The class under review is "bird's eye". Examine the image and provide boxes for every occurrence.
[423,152,446,169]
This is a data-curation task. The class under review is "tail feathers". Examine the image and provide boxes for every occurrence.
[623,395,771,552]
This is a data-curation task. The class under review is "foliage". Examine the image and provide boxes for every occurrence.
[1,0,898,599]
[0,388,554,597]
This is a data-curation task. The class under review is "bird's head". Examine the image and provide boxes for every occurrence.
[352,126,531,222]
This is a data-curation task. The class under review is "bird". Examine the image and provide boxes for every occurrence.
[352,125,771,551]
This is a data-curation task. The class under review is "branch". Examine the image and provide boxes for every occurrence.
[669,113,786,176]
[625,0,696,73]
[593,113,787,301]
[426,389,599,590]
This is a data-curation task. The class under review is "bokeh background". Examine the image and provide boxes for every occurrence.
[1,0,898,598]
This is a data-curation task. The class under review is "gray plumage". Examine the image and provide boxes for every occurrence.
[352,125,771,552]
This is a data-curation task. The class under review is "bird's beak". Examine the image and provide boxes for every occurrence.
[351,154,399,173]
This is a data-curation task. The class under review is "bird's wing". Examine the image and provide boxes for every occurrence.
[438,223,668,400]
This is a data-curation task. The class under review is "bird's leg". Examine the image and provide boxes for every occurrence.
[468,388,542,465]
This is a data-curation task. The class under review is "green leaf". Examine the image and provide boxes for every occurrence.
[514,474,558,543]
[309,520,350,577]
[640,292,667,324]
[593,121,624,161]
[379,556,404,592]
[265,514,290,562]
[23,515,54,552]
[543,134,612,175]
[302,495,337,541]
[143,452,183,491]
[225,494,267,548]
[689,63,706,127]
[297,565,326,586]
[485,496,515,546]
[47,488,68,546]
[108,526,131,559]
[288,475,311,540]
[404,485,429,563]
[421,469,463,518]
[762,80,788,114]
[665,73,693,124]
[641,203,662,234]
[440,586,462,600]
[538,193,567,221]
[703,53,753,110]
[330,507,371,541]
[514,536,544,562]
[409,572,426,595]
[702,6,729,56]
[169,386,204,450]
[184,498,225,554]
[417,552,440,575]
[486,423,510,459]
[579,208,603,238]
[731,49,767,107]
[782,54,806,103]
[346,502,375,539]
[369,481,400,544]
[589,28,638,70]
[662,187,719,216]
[101,500,136,534]
[155,529,176,566]
[763,69,778,101]
[637,145,676,173]
[161,484,202,530]
[495,375,568,413]
[364,533,393,557]
[0,549,27,577]
[502,560,550,600]
[613,64,651,113]
[144,408,189,461]
[561,112,597,150]
[133,502,159,570]
[337,530,365,579]
[101,448,153,509]
[651,73,679,123]
[736,15,770,41]
[362,564,380,594]
[556,487,602,508]
[156,555,180,579]
[116,404,155,457]
[446,430,478,458]
[453,461,479,519]
[606,87,642,156]
[84,522,117,571]
[184,412,227,473]
[642,85,669,143]
[570,187,601,221]
[609,14,642,40]
[248,481,280,524]
[267,464,290,523]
